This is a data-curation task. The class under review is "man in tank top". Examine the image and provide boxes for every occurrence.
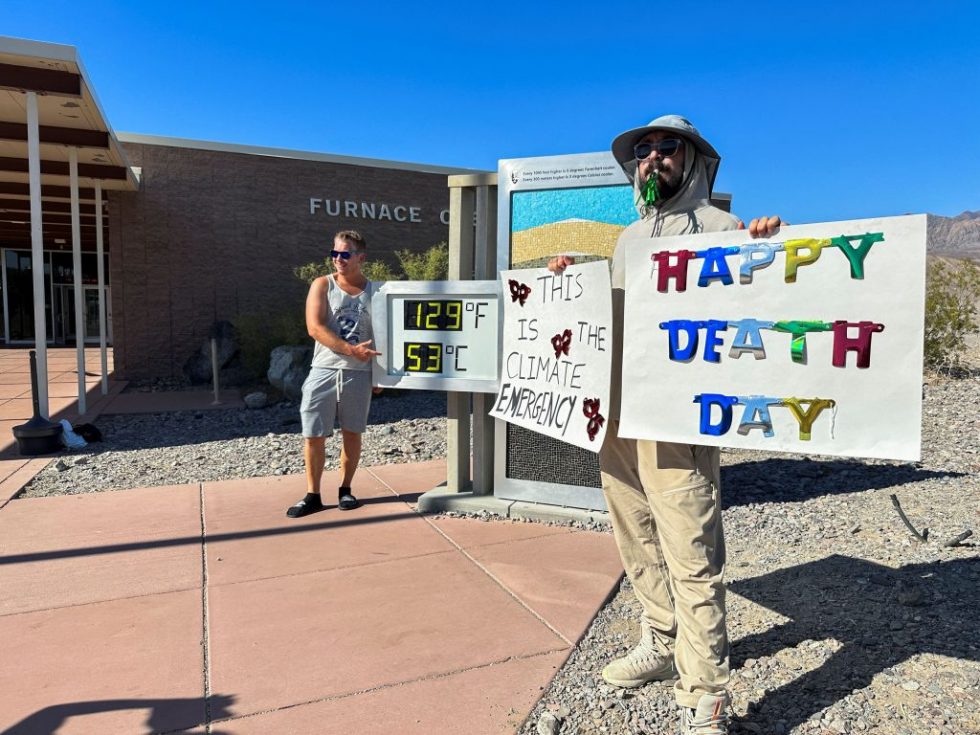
[287,230,382,518]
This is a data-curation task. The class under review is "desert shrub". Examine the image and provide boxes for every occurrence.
[294,242,448,285]
[293,257,400,284]
[396,241,449,281]
[235,310,309,378]
[293,257,332,285]
[362,260,402,282]
[923,259,980,371]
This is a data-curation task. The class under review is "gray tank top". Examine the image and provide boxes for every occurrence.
[311,275,374,371]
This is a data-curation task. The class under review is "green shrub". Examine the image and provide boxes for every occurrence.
[235,310,309,378]
[396,241,449,280]
[362,260,402,282]
[294,242,448,285]
[293,258,332,285]
[924,258,980,371]
[293,257,401,284]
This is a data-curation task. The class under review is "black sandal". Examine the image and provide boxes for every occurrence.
[338,487,360,511]
[286,493,323,518]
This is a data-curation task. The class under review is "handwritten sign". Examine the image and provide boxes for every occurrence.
[491,260,613,451]
[618,215,927,461]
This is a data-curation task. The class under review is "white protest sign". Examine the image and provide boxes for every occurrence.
[491,260,613,451]
[618,214,926,461]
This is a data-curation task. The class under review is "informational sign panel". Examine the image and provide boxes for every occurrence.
[490,260,613,451]
[619,215,927,461]
[372,280,500,393]
[493,152,633,508]
[497,152,636,271]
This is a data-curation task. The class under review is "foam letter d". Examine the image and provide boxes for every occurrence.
[694,393,739,436]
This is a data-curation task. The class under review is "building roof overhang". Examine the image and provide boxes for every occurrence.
[0,36,139,249]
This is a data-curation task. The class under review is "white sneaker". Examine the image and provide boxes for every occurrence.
[601,625,677,688]
[678,692,730,735]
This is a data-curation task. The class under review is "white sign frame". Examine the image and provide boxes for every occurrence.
[372,280,501,393]
[493,152,632,510]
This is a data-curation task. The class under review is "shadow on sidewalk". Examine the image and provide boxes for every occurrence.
[729,555,980,732]
[0,498,427,566]
[1,693,236,735]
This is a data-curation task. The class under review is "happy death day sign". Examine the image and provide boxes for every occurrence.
[491,260,613,451]
[618,214,927,461]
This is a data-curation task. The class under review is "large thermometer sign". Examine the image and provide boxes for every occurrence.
[372,281,501,392]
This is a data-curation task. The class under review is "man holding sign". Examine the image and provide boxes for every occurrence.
[551,115,781,734]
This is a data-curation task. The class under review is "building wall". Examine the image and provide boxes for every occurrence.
[109,142,456,380]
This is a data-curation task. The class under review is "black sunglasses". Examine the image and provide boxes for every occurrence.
[634,138,682,161]
[330,250,356,260]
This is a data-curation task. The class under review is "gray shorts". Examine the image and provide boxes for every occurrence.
[300,367,373,437]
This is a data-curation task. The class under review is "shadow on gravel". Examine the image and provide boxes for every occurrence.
[720,458,964,509]
[1,693,236,735]
[729,554,980,733]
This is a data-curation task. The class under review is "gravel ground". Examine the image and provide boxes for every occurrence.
[14,370,980,735]
[18,389,448,497]
[518,372,980,735]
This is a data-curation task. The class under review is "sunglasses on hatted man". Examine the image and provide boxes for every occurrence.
[634,138,682,161]
[330,250,357,260]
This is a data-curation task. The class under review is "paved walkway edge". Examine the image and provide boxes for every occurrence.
[417,486,612,527]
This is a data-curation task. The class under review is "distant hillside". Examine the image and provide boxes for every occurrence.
[928,211,980,260]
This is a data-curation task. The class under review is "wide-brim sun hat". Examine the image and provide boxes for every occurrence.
[611,114,722,192]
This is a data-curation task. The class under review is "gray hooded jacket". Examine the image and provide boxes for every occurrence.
[607,131,740,419]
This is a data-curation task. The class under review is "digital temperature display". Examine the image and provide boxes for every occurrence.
[373,281,500,393]
[403,342,444,373]
[404,300,464,331]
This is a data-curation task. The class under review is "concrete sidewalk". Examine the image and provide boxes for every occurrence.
[0,458,624,734]
[0,347,123,456]
[1,347,242,453]
[1,346,242,501]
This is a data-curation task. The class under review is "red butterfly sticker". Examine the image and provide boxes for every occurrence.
[583,398,605,442]
[551,328,572,358]
[508,279,531,306]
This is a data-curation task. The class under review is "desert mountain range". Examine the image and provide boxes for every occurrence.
[927,211,980,260]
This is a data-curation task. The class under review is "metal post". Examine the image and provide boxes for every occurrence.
[471,183,497,495]
[69,148,86,416]
[446,184,475,492]
[211,337,221,405]
[95,182,108,394]
[26,91,48,418]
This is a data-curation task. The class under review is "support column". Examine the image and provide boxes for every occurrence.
[95,182,108,393]
[446,185,475,492]
[471,183,497,496]
[26,91,48,417]
[69,148,87,415]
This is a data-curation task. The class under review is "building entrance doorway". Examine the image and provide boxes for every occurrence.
[1,249,111,346]
[55,285,111,345]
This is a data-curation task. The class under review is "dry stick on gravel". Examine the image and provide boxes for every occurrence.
[889,493,929,542]
[942,529,973,547]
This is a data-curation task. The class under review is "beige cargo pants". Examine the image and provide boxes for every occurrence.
[599,420,728,708]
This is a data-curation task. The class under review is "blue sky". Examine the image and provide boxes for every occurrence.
[5,1,979,225]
